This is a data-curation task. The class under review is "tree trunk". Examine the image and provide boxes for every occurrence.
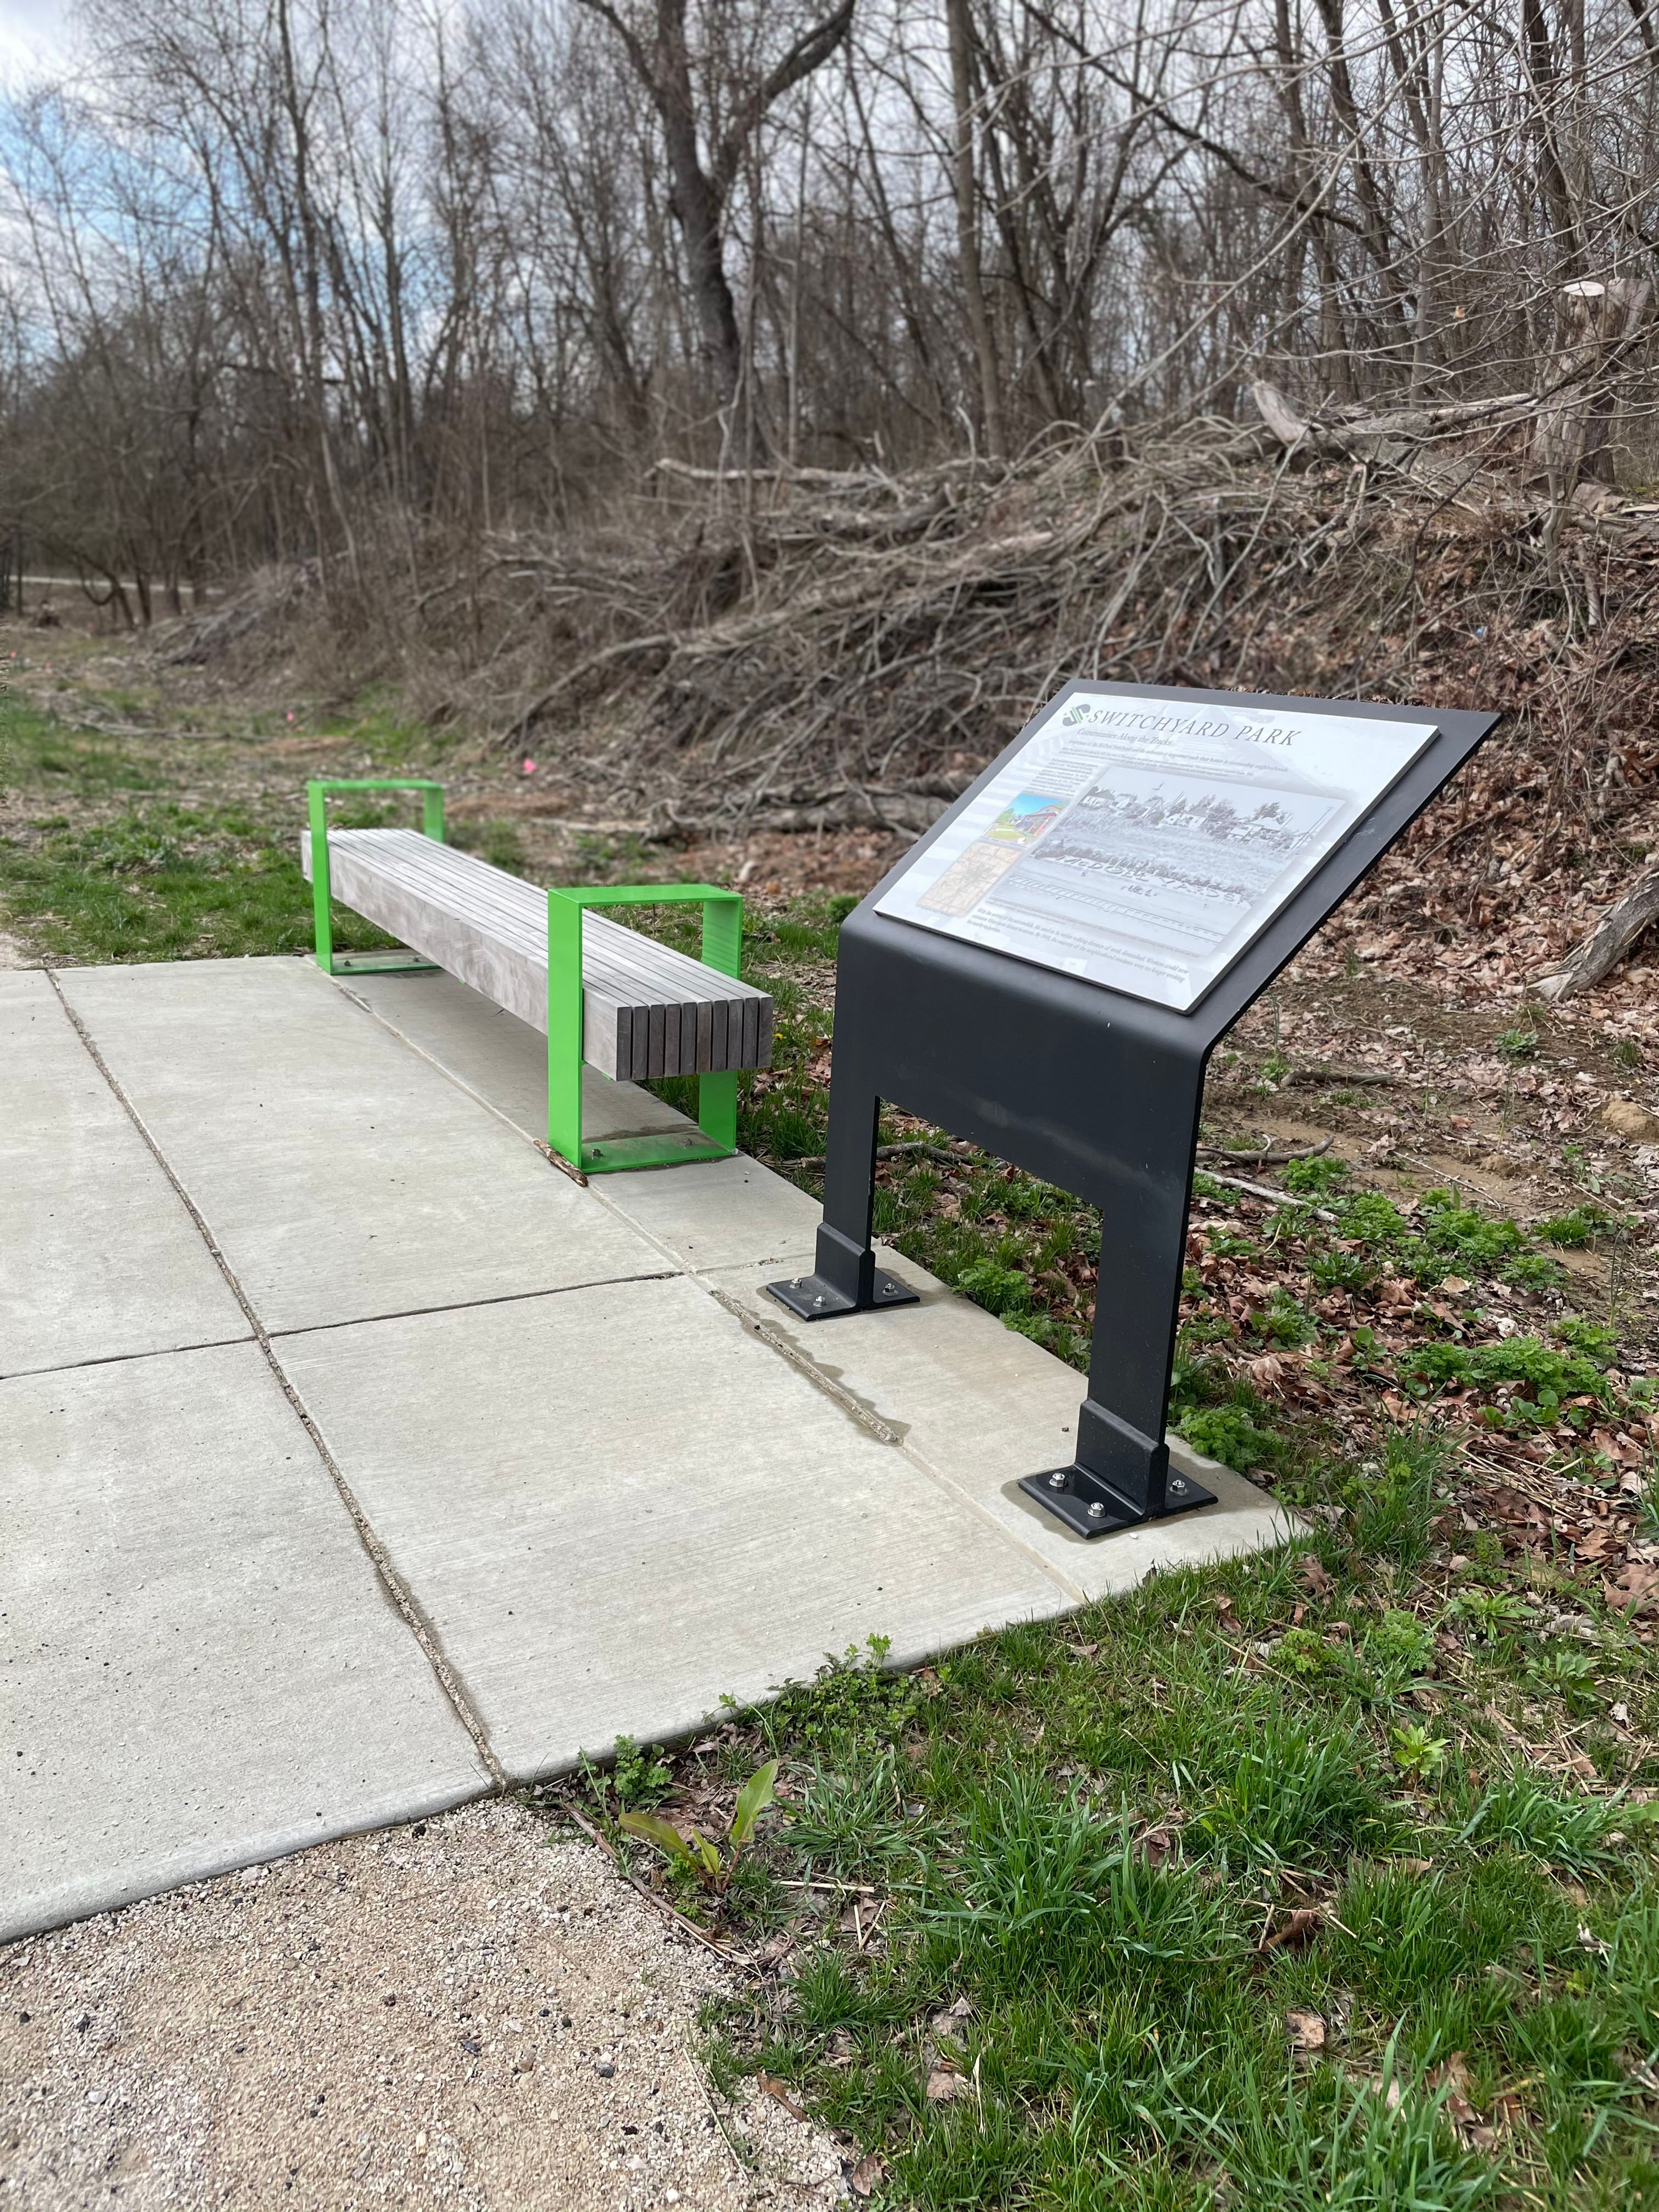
[946,0,1004,458]
[653,0,746,423]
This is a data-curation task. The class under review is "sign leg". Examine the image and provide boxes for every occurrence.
[1021,1088,1216,1538]
[766,1071,918,1320]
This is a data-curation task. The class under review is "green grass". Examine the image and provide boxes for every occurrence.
[0,697,172,802]
[0,698,433,962]
[0,801,404,963]
[575,1530,1659,2210]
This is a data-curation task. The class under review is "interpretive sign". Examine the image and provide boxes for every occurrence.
[876,689,1435,1012]
[768,681,1497,1542]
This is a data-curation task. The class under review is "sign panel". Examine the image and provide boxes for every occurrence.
[875,689,1435,1011]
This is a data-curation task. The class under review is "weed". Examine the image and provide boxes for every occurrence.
[1557,1316,1620,1359]
[1348,1428,1443,1570]
[1524,1644,1604,1713]
[1449,1589,1535,1644]
[1401,1335,1615,1430]
[1311,1246,1381,1293]
[1255,1289,1317,1347]
[1283,1153,1352,1196]
[582,1734,674,1810]
[1391,1721,1452,1780]
[1561,1142,1605,1196]
[956,1258,1033,1317]
[1466,1528,1507,1576]
[1362,1608,1436,1696]
[1174,1399,1283,1475]
[1501,1252,1564,1290]
[620,1760,779,1894]
[1277,1625,1337,1677]
[738,1637,920,1765]
[1536,1205,1613,1248]
[1408,1189,1528,1278]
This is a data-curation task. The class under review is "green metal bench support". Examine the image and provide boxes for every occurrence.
[547,884,744,1176]
[308,776,446,976]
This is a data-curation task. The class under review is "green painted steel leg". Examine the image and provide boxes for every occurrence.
[696,1070,738,1151]
[542,880,750,1175]
[695,891,742,1153]
[307,775,446,976]
[546,889,585,1170]
[699,897,742,981]
[308,782,334,974]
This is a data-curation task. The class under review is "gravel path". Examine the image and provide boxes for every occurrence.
[0,1801,849,2211]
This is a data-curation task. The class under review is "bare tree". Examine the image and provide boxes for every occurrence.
[570,0,854,446]
[3,0,1655,604]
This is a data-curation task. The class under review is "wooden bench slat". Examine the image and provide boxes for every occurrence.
[316,832,744,1012]
[301,829,771,1083]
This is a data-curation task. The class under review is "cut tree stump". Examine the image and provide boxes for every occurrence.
[1530,278,1652,486]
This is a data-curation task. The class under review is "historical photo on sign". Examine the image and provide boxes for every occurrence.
[876,690,1436,1010]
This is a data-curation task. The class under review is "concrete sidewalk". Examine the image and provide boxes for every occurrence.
[2,957,1291,1944]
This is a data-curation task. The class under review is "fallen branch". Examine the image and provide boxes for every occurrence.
[655,787,955,837]
[653,455,900,492]
[1532,859,1659,1000]
[1251,379,1535,466]
[787,1139,973,1171]
[1197,1168,1339,1220]
[1200,1136,1333,1167]
[1287,1065,1403,1087]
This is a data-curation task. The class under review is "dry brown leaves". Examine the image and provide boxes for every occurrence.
[1424,2053,1530,2152]
[1286,2008,1328,2053]
[1258,1906,1326,1956]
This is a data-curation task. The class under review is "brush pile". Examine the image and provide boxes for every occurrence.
[168,420,1659,982]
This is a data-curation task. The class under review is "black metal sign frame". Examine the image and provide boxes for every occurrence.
[766,681,1498,1540]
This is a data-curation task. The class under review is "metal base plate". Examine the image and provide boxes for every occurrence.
[330,950,440,974]
[764,1268,920,1320]
[581,1130,733,1174]
[1019,1461,1217,1539]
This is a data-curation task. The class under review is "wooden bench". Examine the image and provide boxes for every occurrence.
[302,778,772,1175]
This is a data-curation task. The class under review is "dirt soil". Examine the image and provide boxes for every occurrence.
[0,1801,849,2212]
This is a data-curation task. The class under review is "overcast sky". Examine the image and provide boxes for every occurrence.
[0,0,72,80]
